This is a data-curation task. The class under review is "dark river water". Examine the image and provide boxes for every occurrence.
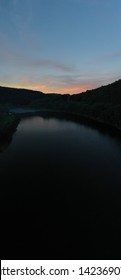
[0,114,121,259]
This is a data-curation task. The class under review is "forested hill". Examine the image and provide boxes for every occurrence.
[69,79,121,128]
[0,86,44,106]
[0,79,121,129]
[70,79,121,104]
[0,85,69,109]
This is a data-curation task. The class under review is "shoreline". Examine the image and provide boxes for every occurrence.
[0,114,20,144]
[0,107,121,145]
[9,108,121,138]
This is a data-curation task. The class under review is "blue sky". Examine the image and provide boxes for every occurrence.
[0,0,121,94]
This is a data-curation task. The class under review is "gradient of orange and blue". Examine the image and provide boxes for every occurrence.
[0,0,121,94]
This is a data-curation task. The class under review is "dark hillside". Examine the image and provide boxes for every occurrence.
[68,79,121,128]
[0,79,121,129]
[0,86,44,106]
[0,86,69,110]
[70,79,121,105]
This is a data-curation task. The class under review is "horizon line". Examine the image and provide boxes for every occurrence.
[0,78,121,96]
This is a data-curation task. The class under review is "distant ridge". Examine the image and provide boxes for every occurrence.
[71,79,121,101]
[0,78,121,97]
[69,79,121,129]
[0,79,121,129]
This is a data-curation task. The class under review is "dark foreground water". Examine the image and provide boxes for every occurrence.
[0,115,121,259]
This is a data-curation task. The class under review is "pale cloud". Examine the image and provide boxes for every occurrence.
[2,71,120,94]
[1,67,120,94]
[0,72,98,94]
[24,59,75,72]
[89,50,121,64]
[101,51,121,61]
[0,37,76,73]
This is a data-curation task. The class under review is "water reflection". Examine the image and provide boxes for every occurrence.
[0,114,121,259]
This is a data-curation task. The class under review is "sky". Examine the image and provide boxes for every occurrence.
[0,0,121,94]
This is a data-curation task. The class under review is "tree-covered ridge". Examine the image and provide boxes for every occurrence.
[0,86,44,106]
[69,79,121,128]
[0,79,121,129]
[70,79,121,104]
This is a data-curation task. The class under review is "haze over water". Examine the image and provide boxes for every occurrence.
[1,115,121,258]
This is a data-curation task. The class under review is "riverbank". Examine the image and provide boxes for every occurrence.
[0,113,20,143]
[0,79,121,132]
[11,107,121,137]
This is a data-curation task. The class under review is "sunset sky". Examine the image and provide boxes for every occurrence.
[0,0,121,94]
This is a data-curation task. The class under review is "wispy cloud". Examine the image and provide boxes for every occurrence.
[0,72,98,94]
[0,37,76,73]
[101,51,121,61]
[24,58,75,72]
[1,71,121,94]
[89,50,121,64]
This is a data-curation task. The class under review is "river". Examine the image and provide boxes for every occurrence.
[0,114,121,258]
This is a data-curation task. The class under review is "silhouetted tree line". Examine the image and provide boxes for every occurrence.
[68,79,121,128]
[0,79,121,129]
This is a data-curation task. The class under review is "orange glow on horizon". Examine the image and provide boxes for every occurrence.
[0,81,96,95]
